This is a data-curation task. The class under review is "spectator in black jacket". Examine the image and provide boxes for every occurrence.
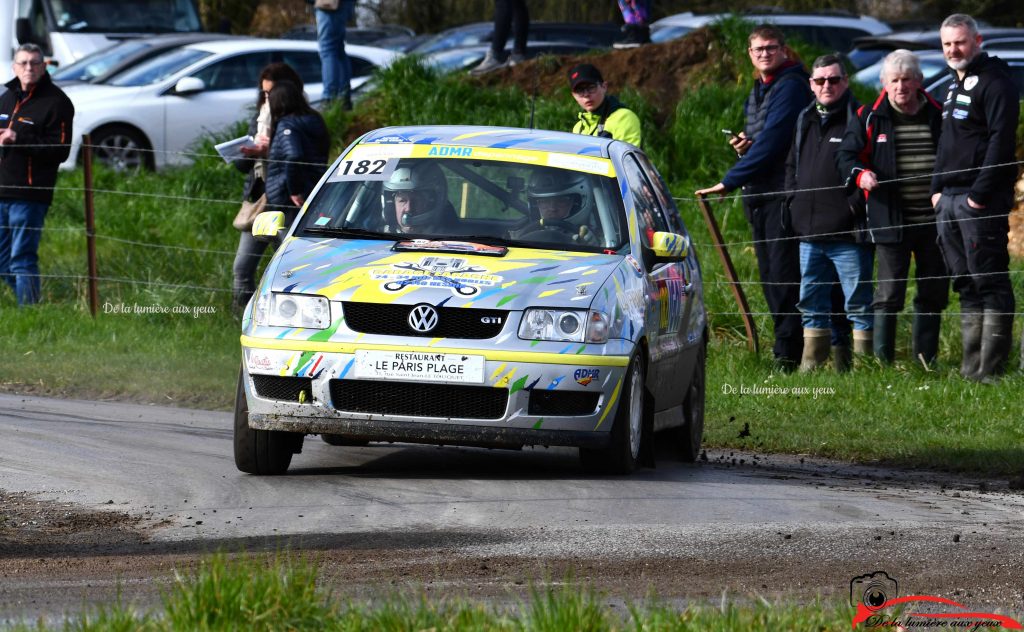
[695,24,813,371]
[0,43,74,306]
[837,50,947,366]
[784,54,873,371]
[264,80,330,229]
[930,13,1020,382]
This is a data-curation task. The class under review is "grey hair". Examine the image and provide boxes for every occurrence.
[812,53,846,77]
[15,43,44,59]
[940,13,979,36]
[880,49,924,84]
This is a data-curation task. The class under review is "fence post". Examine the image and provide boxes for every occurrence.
[696,194,759,354]
[82,134,99,317]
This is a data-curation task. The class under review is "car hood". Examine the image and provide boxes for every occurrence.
[264,237,625,311]
[63,83,145,107]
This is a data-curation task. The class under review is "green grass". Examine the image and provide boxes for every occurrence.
[1,25,1022,473]
[6,553,858,631]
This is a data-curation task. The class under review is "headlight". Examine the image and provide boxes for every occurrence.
[254,293,331,329]
[519,309,610,343]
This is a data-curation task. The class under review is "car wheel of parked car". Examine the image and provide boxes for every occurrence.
[321,434,369,446]
[90,125,151,171]
[580,353,646,475]
[233,367,303,474]
[675,340,706,462]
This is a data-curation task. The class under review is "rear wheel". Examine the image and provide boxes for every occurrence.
[233,367,303,474]
[90,125,151,171]
[675,341,706,462]
[580,354,646,474]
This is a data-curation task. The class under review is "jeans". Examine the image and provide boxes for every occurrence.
[0,199,49,305]
[797,241,874,331]
[874,222,949,314]
[315,0,356,101]
[935,192,1014,314]
[492,0,529,56]
[232,229,270,309]
[744,197,803,363]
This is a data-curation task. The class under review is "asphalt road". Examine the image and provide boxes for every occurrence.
[2,393,1023,622]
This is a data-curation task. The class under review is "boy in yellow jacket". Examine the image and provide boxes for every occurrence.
[568,64,642,147]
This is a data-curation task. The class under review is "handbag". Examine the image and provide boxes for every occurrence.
[314,0,340,10]
[233,193,267,231]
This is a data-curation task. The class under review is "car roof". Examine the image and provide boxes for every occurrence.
[359,125,617,158]
[652,11,890,32]
[852,26,1024,50]
[182,38,322,54]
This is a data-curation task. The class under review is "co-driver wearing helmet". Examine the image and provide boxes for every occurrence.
[511,168,599,246]
[381,161,457,234]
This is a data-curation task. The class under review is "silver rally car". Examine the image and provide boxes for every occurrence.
[236,125,707,475]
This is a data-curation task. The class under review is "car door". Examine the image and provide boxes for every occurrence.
[620,153,692,410]
[162,51,273,166]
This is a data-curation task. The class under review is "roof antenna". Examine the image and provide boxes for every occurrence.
[528,68,539,130]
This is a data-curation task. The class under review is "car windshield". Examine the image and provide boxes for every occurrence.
[298,157,628,253]
[108,48,211,87]
[51,40,150,82]
[50,0,202,33]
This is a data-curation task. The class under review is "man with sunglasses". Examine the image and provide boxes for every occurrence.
[0,43,74,306]
[784,54,873,371]
[568,63,642,148]
[695,25,812,371]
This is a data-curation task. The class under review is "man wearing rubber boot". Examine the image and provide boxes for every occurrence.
[785,54,874,371]
[931,14,1019,382]
[838,50,947,367]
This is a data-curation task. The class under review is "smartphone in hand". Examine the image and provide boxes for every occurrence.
[722,129,740,140]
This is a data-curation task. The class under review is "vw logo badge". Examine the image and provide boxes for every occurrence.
[408,304,439,333]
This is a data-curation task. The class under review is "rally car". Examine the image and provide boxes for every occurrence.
[235,125,707,475]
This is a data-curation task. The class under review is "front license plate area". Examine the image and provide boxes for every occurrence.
[353,350,485,384]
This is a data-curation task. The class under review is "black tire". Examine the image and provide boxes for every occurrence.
[90,125,152,171]
[321,434,369,447]
[233,367,303,474]
[580,353,646,474]
[676,341,706,462]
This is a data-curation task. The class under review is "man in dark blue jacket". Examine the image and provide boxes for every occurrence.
[930,13,1020,382]
[696,24,813,370]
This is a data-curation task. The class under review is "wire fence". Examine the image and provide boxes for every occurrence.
[2,141,1022,322]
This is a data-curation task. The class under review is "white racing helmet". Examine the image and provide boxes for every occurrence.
[526,167,591,226]
[382,161,448,228]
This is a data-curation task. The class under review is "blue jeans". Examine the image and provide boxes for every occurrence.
[0,199,49,305]
[315,1,355,101]
[798,241,874,331]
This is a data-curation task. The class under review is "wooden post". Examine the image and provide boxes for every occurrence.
[82,134,99,317]
[696,194,759,354]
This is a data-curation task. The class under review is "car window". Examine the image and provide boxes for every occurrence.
[632,153,686,235]
[193,52,273,91]
[52,40,150,82]
[621,155,669,245]
[278,50,322,85]
[109,47,211,86]
[786,25,869,51]
[300,157,628,252]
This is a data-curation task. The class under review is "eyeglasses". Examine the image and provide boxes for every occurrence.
[13,60,44,68]
[572,83,601,96]
[749,44,781,56]
[811,75,845,86]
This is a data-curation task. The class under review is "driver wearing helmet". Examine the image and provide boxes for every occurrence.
[381,161,457,234]
[512,167,599,245]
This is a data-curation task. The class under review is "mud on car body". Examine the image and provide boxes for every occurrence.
[235,125,707,475]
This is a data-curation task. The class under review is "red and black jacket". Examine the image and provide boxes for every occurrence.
[836,89,942,244]
[0,72,75,205]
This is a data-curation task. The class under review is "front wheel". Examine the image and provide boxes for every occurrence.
[580,353,647,474]
[89,125,152,171]
[233,367,303,474]
[675,341,706,462]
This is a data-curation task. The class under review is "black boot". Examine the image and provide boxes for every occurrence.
[975,309,1013,383]
[959,310,983,379]
[873,311,897,364]
[911,313,942,367]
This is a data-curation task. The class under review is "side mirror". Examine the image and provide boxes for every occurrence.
[172,76,205,95]
[641,231,689,269]
[252,211,286,243]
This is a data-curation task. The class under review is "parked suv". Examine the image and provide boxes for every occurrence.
[650,11,892,52]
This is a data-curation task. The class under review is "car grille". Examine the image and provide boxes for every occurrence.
[342,302,507,338]
[329,380,508,419]
[252,375,313,403]
[528,390,601,416]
